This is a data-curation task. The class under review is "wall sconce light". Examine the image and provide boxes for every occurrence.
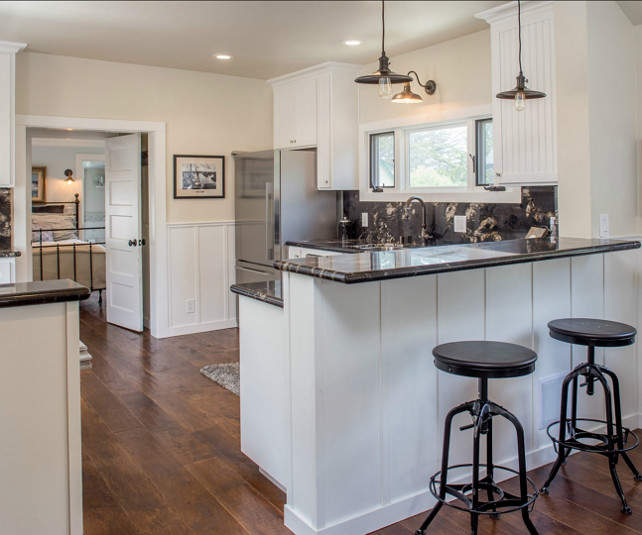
[64,169,75,184]
[391,71,437,103]
[495,0,546,111]
[354,0,412,100]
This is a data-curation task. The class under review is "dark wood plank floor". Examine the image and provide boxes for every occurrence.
[80,293,642,534]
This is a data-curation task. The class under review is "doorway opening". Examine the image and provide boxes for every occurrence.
[28,129,151,330]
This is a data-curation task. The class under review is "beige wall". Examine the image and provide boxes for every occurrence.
[555,1,637,238]
[636,24,642,236]
[587,1,637,238]
[357,29,491,125]
[15,52,273,223]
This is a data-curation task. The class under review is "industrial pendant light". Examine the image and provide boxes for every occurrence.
[355,0,412,100]
[391,71,437,104]
[496,0,546,111]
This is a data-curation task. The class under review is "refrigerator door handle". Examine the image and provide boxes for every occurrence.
[265,182,274,261]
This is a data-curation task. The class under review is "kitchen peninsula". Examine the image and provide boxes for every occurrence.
[0,279,89,535]
[232,238,641,535]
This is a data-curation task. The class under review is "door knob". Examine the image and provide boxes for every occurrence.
[139,239,146,246]
[128,239,137,247]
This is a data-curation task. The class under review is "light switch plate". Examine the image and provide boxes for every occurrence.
[599,213,609,238]
[361,212,368,228]
[454,215,466,233]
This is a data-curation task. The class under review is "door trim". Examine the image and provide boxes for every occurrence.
[15,115,169,338]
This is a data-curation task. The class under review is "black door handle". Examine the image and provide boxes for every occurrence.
[128,239,137,247]
[139,239,146,246]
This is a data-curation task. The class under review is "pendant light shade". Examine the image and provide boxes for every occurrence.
[495,0,546,111]
[355,0,411,99]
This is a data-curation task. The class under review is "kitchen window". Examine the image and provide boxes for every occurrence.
[359,105,519,203]
[370,131,395,189]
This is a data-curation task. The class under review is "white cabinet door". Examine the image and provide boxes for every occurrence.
[273,77,317,149]
[0,42,26,187]
[0,258,14,283]
[480,2,557,185]
[316,67,359,190]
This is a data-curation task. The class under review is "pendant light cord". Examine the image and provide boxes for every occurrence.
[517,0,523,75]
[381,0,386,55]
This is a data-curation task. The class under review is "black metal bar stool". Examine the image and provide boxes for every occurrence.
[416,341,539,535]
[540,318,641,514]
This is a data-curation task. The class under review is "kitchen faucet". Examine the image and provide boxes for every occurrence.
[403,195,432,245]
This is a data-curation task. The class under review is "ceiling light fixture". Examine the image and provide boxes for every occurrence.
[495,0,546,111]
[391,71,437,104]
[64,169,75,184]
[215,54,232,60]
[344,40,361,46]
[354,0,411,100]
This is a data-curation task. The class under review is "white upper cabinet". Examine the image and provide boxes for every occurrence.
[477,1,557,185]
[273,76,317,149]
[269,62,360,190]
[0,41,27,187]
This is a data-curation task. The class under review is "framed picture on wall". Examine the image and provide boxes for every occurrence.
[173,155,225,199]
[32,166,47,203]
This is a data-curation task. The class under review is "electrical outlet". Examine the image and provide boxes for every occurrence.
[599,213,609,238]
[186,299,195,314]
[454,215,466,233]
[361,212,369,228]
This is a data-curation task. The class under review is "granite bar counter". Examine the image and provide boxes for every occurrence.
[230,279,283,307]
[277,237,640,283]
[236,235,642,535]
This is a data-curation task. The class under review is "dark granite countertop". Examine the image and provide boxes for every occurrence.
[0,250,21,258]
[230,279,283,308]
[276,238,641,284]
[0,279,90,307]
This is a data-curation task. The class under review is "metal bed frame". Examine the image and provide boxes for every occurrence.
[32,194,106,303]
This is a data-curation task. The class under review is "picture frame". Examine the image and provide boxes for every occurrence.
[32,166,47,203]
[173,155,225,199]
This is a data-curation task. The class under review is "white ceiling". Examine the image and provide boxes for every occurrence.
[1,0,506,80]
[2,1,640,81]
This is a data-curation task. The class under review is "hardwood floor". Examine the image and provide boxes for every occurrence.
[80,294,642,534]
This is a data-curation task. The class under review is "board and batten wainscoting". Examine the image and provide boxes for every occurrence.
[166,221,236,337]
[273,244,642,535]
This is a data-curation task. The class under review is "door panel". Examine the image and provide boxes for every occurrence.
[105,134,143,332]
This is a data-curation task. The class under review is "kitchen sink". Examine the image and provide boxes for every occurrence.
[350,243,404,251]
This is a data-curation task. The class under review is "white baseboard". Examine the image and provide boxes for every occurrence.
[284,489,434,535]
[166,318,237,337]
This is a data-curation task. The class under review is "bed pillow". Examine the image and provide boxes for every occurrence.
[32,213,78,241]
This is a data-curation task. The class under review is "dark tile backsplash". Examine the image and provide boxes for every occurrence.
[342,186,557,245]
[0,188,11,249]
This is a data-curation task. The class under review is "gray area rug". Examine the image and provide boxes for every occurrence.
[200,362,239,396]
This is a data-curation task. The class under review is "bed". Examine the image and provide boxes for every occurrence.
[32,195,106,302]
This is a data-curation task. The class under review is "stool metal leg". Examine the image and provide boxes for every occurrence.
[599,366,642,482]
[492,402,539,535]
[540,369,579,494]
[416,400,475,534]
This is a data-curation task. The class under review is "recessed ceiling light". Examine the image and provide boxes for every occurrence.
[344,40,361,46]
[215,54,232,60]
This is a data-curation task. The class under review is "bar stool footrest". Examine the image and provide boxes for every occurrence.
[546,418,639,454]
[429,463,538,516]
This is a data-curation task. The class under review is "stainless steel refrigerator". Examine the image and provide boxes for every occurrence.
[234,149,337,284]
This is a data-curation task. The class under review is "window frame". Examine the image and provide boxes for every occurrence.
[369,131,395,190]
[359,104,521,203]
[474,117,494,187]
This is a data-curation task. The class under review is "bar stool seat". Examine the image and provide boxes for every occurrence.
[416,341,539,535]
[540,318,641,515]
